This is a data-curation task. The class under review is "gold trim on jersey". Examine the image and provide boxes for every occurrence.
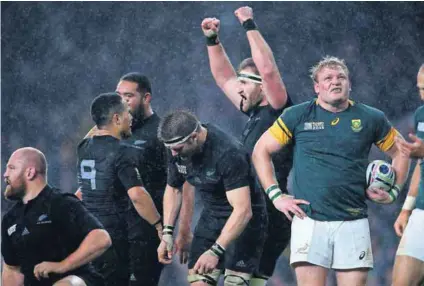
[269,118,292,146]
[376,127,398,152]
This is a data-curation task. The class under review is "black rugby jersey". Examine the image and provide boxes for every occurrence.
[77,135,143,240]
[124,113,167,239]
[242,97,294,188]
[1,185,103,285]
[167,124,265,217]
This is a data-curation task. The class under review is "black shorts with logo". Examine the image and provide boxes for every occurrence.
[188,208,267,274]
[128,220,163,286]
[92,238,129,286]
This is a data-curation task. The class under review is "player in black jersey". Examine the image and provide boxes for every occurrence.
[79,73,169,285]
[115,72,168,285]
[201,6,293,284]
[157,110,267,286]
[77,93,162,286]
[2,147,111,286]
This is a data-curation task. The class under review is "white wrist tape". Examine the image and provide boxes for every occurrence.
[265,184,282,202]
[402,196,416,211]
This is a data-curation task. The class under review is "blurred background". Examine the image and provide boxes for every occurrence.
[1,2,423,285]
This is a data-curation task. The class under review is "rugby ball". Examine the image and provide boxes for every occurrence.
[366,160,395,191]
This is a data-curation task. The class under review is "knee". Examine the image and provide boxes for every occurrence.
[187,269,222,285]
[223,270,252,286]
[250,275,269,286]
[53,275,87,286]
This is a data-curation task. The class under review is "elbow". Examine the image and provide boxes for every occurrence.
[252,142,263,165]
[96,229,112,250]
[238,206,252,224]
[244,207,253,222]
[259,64,276,79]
[128,187,148,204]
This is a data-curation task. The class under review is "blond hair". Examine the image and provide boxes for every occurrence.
[310,56,349,83]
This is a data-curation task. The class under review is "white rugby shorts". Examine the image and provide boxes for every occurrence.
[290,216,373,269]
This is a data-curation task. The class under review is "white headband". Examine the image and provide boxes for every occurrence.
[163,123,199,148]
[237,72,262,84]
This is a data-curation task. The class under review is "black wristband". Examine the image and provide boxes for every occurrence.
[206,34,219,46]
[152,218,162,227]
[242,19,258,31]
[210,242,225,259]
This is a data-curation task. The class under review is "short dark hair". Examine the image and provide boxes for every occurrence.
[90,92,125,127]
[158,110,200,142]
[120,72,152,94]
[237,58,259,75]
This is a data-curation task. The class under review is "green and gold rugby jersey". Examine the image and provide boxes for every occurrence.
[414,105,424,210]
[269,99,398,221]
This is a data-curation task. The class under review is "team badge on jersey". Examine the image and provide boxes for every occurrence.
[351,119,363,132]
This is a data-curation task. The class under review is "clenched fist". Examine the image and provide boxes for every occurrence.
[234,6,254,24]
[201,17,220,38]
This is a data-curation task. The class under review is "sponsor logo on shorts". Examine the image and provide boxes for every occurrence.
[235,260,246,268]
[296,243,309,254]
[130,273,137,281]
[359,251,366,260]
[418,122,424,132]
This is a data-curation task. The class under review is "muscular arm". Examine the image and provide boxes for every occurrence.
[2,263,24,286]
[163,184,182,226]
[127,186,162,225]
[59,229,111,272]
[246,30,288,109]
[252,130,285,190]
[385,141,411,190]
[207,43,241,109]
[215,186,252,249]
[406,162,421,198]
[178,181,195,232]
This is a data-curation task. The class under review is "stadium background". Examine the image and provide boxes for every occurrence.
[1,2,423,285]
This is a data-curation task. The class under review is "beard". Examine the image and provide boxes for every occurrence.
[131,104,145,126]
[120,128,132,139]
[240,94,263,115]
[4,182,26,201]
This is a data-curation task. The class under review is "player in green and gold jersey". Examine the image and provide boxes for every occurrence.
[252,56,411,286]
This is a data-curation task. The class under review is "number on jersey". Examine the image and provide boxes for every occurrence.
[80,159,96,189]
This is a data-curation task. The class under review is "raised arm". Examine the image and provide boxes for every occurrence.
[235,6,288,109]
[201,17,241,109]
